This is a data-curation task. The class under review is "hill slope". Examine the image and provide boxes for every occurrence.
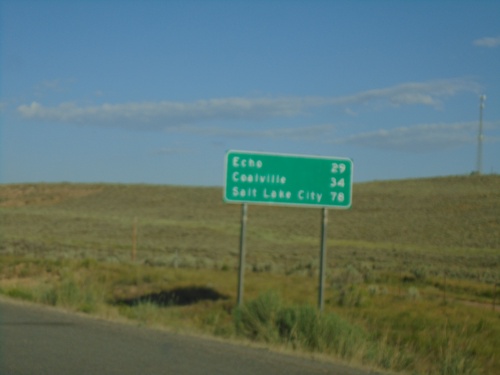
[1,175,499,375]
[1,175,499,280]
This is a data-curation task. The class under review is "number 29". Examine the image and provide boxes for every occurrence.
[331,163,346,174]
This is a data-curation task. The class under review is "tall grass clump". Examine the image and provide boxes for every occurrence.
[233,292,367,362]
[435,318,482,375]
[119,301,164,326]
[233,291,283,342]
[35,271,107,313]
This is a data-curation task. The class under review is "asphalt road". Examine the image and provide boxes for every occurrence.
[0,298,379,375]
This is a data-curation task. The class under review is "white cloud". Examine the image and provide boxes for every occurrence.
[473,36,500,48]
[171,119,500,150]
[153,147,191,155]
[247,124,333,140]
[176,124,334,141]
[331,122,500,152]
[17,97,305,129]
[35,79,63,92]
[17,78,480,130]
[323,78,480,108]
[33,78,75,98]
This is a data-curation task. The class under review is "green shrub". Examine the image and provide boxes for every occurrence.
[37,284,58,306]
[367,284,379,296]
[234,292,367,360]
[437,320,481,375]
[234,291,282,342]
[277,305,321,349]
[337,285,364,307]
[407,287,420,300]
[122,301,162,325]
[6,287,33,301]
[410,266,428,282]
[32,272,106,313]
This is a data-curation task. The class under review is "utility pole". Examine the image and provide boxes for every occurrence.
[476,95,486,174]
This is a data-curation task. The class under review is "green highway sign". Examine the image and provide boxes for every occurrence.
[224,150,353,208]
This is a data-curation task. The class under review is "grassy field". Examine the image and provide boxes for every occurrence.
[0,175,499,374]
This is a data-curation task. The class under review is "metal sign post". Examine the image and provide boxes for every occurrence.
[237,203,248,307]
[318,207,328,311]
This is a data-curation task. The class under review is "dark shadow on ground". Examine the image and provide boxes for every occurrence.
[115,286,229,307]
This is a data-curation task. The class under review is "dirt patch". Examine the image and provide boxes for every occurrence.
[0,184,102,208]
[460,299,500,312]
[115,286,229,307]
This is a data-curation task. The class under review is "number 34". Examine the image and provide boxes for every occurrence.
[330,177,345,188]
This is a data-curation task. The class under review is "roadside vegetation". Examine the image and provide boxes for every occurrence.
[0,175,499,374]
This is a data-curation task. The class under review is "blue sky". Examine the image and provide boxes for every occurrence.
[1,0,499,186]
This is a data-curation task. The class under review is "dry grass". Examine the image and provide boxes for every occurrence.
[0,175,499,374]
